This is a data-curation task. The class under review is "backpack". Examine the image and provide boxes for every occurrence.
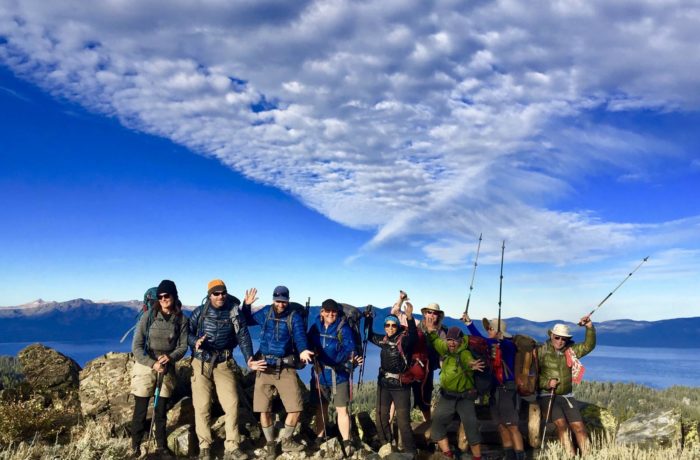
[119,287,158,344]
[467,335,494,396]
[338,303,364,356]
[397,327,429,385]
[512,334,539,397]
[261,301,307,354]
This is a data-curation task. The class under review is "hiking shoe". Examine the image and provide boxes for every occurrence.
[280,436,305,453]
[198,447,212,460]
[342,439,355,457]
[265,441,278,460]
[224,447,249,460]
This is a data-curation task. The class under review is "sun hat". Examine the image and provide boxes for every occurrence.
[548,323,573,338]
[481,318,513,338]
[421,303,445,319]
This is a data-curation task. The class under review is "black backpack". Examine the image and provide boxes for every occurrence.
[468,335,494,397]
[338,303,364,356]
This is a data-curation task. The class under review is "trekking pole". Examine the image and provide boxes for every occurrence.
[313,357,328,442]
[540,388,556,449]
[497,240,505,335]
[579,256,649,325]
[358,305,372,388]
[464,233,483,317]
[146,367,165,454]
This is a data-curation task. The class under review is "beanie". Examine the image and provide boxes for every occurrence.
[157,280,178,298]
[207,279,227,295]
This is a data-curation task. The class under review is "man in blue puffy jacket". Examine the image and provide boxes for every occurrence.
[242,285,314,460]
[188,279,255,460]
[307,298,361,454]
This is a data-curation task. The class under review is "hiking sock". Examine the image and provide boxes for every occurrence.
[131,396,150,446]
[154,396,169,448]
[280,424,296,439]
[503,448,516,460]
[262,424,275,442]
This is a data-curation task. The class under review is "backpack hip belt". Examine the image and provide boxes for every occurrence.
[382,371,401,380]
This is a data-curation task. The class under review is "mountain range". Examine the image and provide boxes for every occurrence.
[1,299,699,348]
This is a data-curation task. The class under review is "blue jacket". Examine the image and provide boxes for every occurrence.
[188,297,253,364]
[467,322,517,384]
[244,304,309,364]
[307,314,356,386]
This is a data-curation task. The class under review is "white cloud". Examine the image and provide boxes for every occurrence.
[1,0,699,266]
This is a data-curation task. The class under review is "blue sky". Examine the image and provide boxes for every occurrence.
[1,1,699,321]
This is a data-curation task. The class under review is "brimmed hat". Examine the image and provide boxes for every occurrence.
[481,318,512,338]
[207,279,226,295]
[421,303,445,319]
[446,326,464,341]
[548,323,573,338]
[272,285,290,302]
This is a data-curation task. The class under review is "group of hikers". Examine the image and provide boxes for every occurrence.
[129,279,596,460]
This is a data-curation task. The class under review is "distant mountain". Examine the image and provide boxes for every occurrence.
[1,299,698,348]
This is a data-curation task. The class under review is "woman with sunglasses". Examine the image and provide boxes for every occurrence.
[367,302,418,457]
[537,316,596,455]
[130,279,188,458]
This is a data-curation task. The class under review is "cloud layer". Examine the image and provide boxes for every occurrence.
[2,0,699,265]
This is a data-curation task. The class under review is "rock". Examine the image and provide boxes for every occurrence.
[310,437,344,460]
[168,423,197,457]
[17,343,81,396]
[384,453,414,460]
[580,402,617,437]
[378,442,394,457]
[167,396,194,429]
[616,409,682,449]
[79,352,134,428]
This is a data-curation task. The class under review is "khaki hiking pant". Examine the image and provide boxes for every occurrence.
[191,357,240,451]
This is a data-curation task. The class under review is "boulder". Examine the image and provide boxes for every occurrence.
[79,352,134,428]
[17,343,81,396]
[310,437,345,460]
[580,402,617,437]
[167,423,197,457]
[616,409,682,449]
[167,396,194,429]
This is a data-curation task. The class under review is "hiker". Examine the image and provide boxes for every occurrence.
[307,298,363,454]
[367,302,418,457]
[130,280,188,459]
[241,285,314,460]
[390,296,441,422]
[463,314,524,460]
[537,317,596,455]
[425,325,486,460]
[188,279,255,460]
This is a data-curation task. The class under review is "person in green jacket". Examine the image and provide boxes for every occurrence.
[427,325,485,460]
[537,316,595,455]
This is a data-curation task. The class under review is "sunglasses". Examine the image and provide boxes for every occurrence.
[384,323,398,329]
[211,291,227,297]
[552,335,568,341]
[424,310,438,316]
[158,294,171,300]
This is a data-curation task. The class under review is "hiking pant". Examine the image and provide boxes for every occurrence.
[131,361,176,398]
[191,358,240,451]
[131,395,169,449]
[431,392,482,446]
[375,384,416,454]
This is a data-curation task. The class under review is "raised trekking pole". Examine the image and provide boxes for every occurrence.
[497,240,505,335]
[146,367,165,455]
[540,387,556,449]
[464,233,483,317]
[579,256,650,325]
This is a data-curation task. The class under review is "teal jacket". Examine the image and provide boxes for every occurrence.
[428,332,476,394]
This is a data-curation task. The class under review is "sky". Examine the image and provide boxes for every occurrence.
[1,0,699,322]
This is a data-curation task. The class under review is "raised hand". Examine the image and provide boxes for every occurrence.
[405,301,414,319]
[461,312,472,324]
[470,359,485,372]
[244,288,258,306]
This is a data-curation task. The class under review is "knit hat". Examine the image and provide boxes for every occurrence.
[321,299,340,312]
[548,323,573,338]
[207,279,227,295]
[157,279,178,298]
[384,315,400,326]
[272,285,290,302]
[421,303,445,319]
[446,326,463,341]
[481,318,513,338]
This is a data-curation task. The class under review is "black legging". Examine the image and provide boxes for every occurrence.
[375,384,416,453]
[131,395,169,448]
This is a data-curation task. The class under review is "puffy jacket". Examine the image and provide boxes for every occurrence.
[244,304,309,364]
[537,326,596,395]
[466,322,517,384]
[307,314,355,386]
[188,296,253,363]
[132,308,188,368]
[428,332,476,394]
[368,316,417,387]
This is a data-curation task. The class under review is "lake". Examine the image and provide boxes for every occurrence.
[1,341,698,389]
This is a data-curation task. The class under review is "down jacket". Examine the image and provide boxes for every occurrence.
[244,304,309,364]
[307,314,356,386]
[537,326,596,395]
[188,296,254,364]
[368,315,417,387]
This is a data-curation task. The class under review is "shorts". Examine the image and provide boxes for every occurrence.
[538,394,583,423]
[309,380,350,408]
[411,370,434,411]
[130,361,176,398]
[253,367,304,413]
[489,385,520,426]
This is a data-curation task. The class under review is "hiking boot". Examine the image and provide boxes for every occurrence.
[265,441,278,460]
[280,435,305,453]
[154,447,175,459]
[342,439,355,457]
[198,447,212,460]
[224,446,249,460]
[312,436,324,450]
